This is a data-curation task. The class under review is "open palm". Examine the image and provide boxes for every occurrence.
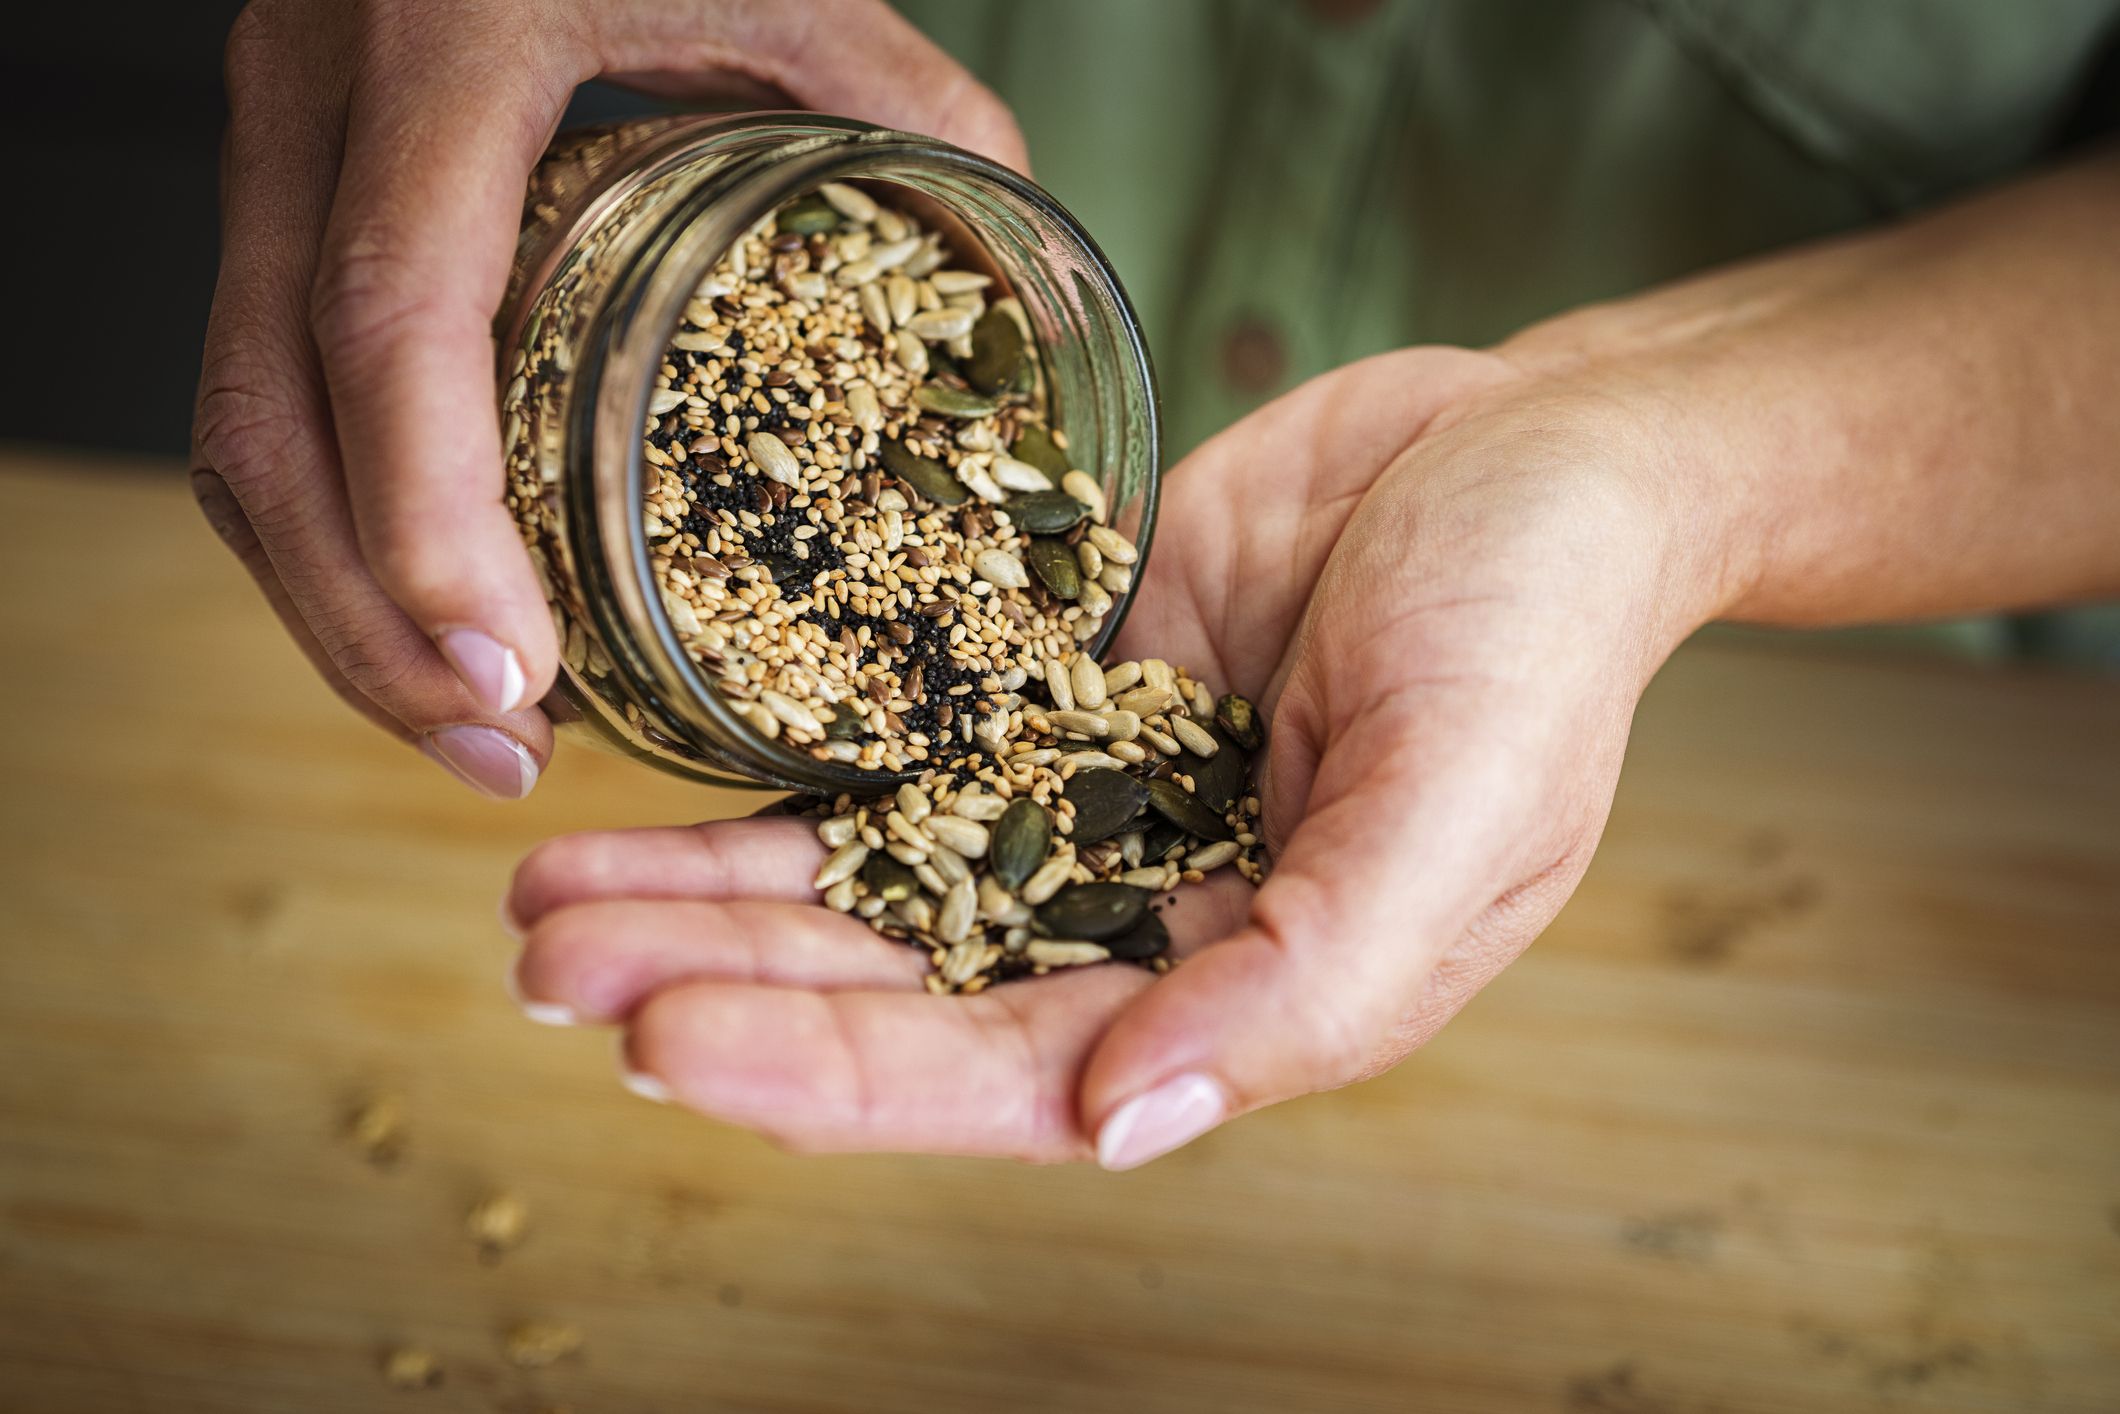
[506,346,1689,1165]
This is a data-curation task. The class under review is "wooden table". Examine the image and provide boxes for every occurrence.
[1,452,2115,1414]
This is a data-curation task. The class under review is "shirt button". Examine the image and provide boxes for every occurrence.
[1219,315,1287,397]
[1307,0,1387,24]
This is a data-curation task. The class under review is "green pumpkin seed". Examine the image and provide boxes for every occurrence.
[1178,726,1249,813]
[1007,355,1036,397]
[913,382,1004,419]
[1145,776,1233,842]
[1026,538,1081,599]
[777,195,840,236]
[1034,882,1151,942]
[990,797,1052,891]
[1003,491,1089,534]
[1140,818,1190,863]
[1010,424,1071,478]
[1102,910,1171,961]
[964,308,1026,394]
[879,439,968,506]
[1215,693,1263,751]
[823,710,866,740]
[1063,767,1149,845]
[860,853,920,903]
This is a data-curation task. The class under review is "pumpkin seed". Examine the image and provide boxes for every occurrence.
[1215,693,1263,751]
[776,194,840,235]
[1034,882,1151,942]
[879,439,968,506]
[913,382,1004,419]
[1102,910,1171,960]
[964,308,1026,393]
[1178,727,1249,813]
[824,710,866,740]
[990,797,1052,890]
[1141,818,1189,863]
[1003,490,1089,534]
[1027,538,1081,599]
[1145,777,1233,842]
[1063,767,1149,844]
[859,853,920,902]
[1010,424,1071,478]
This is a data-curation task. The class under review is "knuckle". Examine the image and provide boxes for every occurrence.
[310,239,431,362]
[193,376,306,493]
[305,600,430,706]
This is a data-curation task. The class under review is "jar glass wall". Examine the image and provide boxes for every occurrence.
[499,114,1159,793]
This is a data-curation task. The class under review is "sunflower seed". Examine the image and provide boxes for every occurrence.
[1034,882,1150,941]
[1070,656,1108,710]
[813,841,869,890]
[858,280,893,332]
[972,548,1029,589]
[1019,845,1078,905]
[1144,776,1233,841]
[913,861,949,896]
[1102,661,1142,693]
[925,815,990,858]
[1170,715,1219,757]
[1059,471,1107,524]
[1086,523,1138,565]
[992,454,1054,492]
[1062,767,1148,843]
[951,790,1010,822]
[990,797,1052,890]
[929,269,993,295]
[1077,580,1114,617]
[761,689,822,734]
[1074,539,1104,580]
[1025,939,1109,968]
[907,307,976,342]
[894,782,931,823]
[1044,657,1076,712]
[818,181,880,223]
[891,894,935,934]
[1100,709,1141,742]
[937,877,978,944]
[1047,710,1111,738]
[747,432,803,487]
[824,877,858,912]
[648,387,687,417]
[1185,840,1240,873]
[817,815,859,848]
[927,843,970,885]
[846,381,884,432]
[886,273,918,325]
[892,327,930,376]
[1060,750,1127,770]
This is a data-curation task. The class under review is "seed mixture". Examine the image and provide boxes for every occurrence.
[621,184,1272,987]
[636,180,1139,775]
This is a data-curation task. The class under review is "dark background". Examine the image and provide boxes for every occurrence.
[5,6,2117,464]
[0,3,657,461]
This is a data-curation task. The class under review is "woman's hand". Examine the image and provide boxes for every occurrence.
[502,345,1724,1164]
[192,0,1025,798]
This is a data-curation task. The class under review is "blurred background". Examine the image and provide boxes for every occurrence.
[1,3,2117,1411]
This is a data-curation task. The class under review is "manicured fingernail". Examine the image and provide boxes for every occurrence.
[437,627,527,713]
[501,957,575,1025]
[1096,1073,1225,1171]
[621,1068,672,1104]
[420,725,539,800]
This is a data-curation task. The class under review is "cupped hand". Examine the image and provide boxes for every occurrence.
[505,345,1722,1165]
[193,0,1026,798]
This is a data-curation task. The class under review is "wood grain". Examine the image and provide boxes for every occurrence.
[1,452,2115,1413]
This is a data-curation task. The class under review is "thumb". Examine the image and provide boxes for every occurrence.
[602,0,1031,172]
[1078,709,1534,1170]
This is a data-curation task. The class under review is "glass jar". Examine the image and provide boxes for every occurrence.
[498,113,1160,794]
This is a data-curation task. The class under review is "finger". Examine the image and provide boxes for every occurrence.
[505,817,830,934]
[199,8,550,795]
[514,899,927,1024]
[623,967,1150,1159]
[593,0,1030,171]
[1080,702,1538,1170]
[309,25,576,719]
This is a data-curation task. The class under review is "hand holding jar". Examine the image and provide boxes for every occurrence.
[191,0,1025,799]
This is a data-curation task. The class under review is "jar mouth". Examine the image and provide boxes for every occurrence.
[583,118,1160,795]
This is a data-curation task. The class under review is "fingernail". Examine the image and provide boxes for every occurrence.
[621,1068,672,1104]
[501,957,575,1026]
[1096,1073,1226,1171]
[437,627,528,713]
[420,725,539,800]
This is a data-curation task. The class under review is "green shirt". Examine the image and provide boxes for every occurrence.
[897,0,2120,665]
